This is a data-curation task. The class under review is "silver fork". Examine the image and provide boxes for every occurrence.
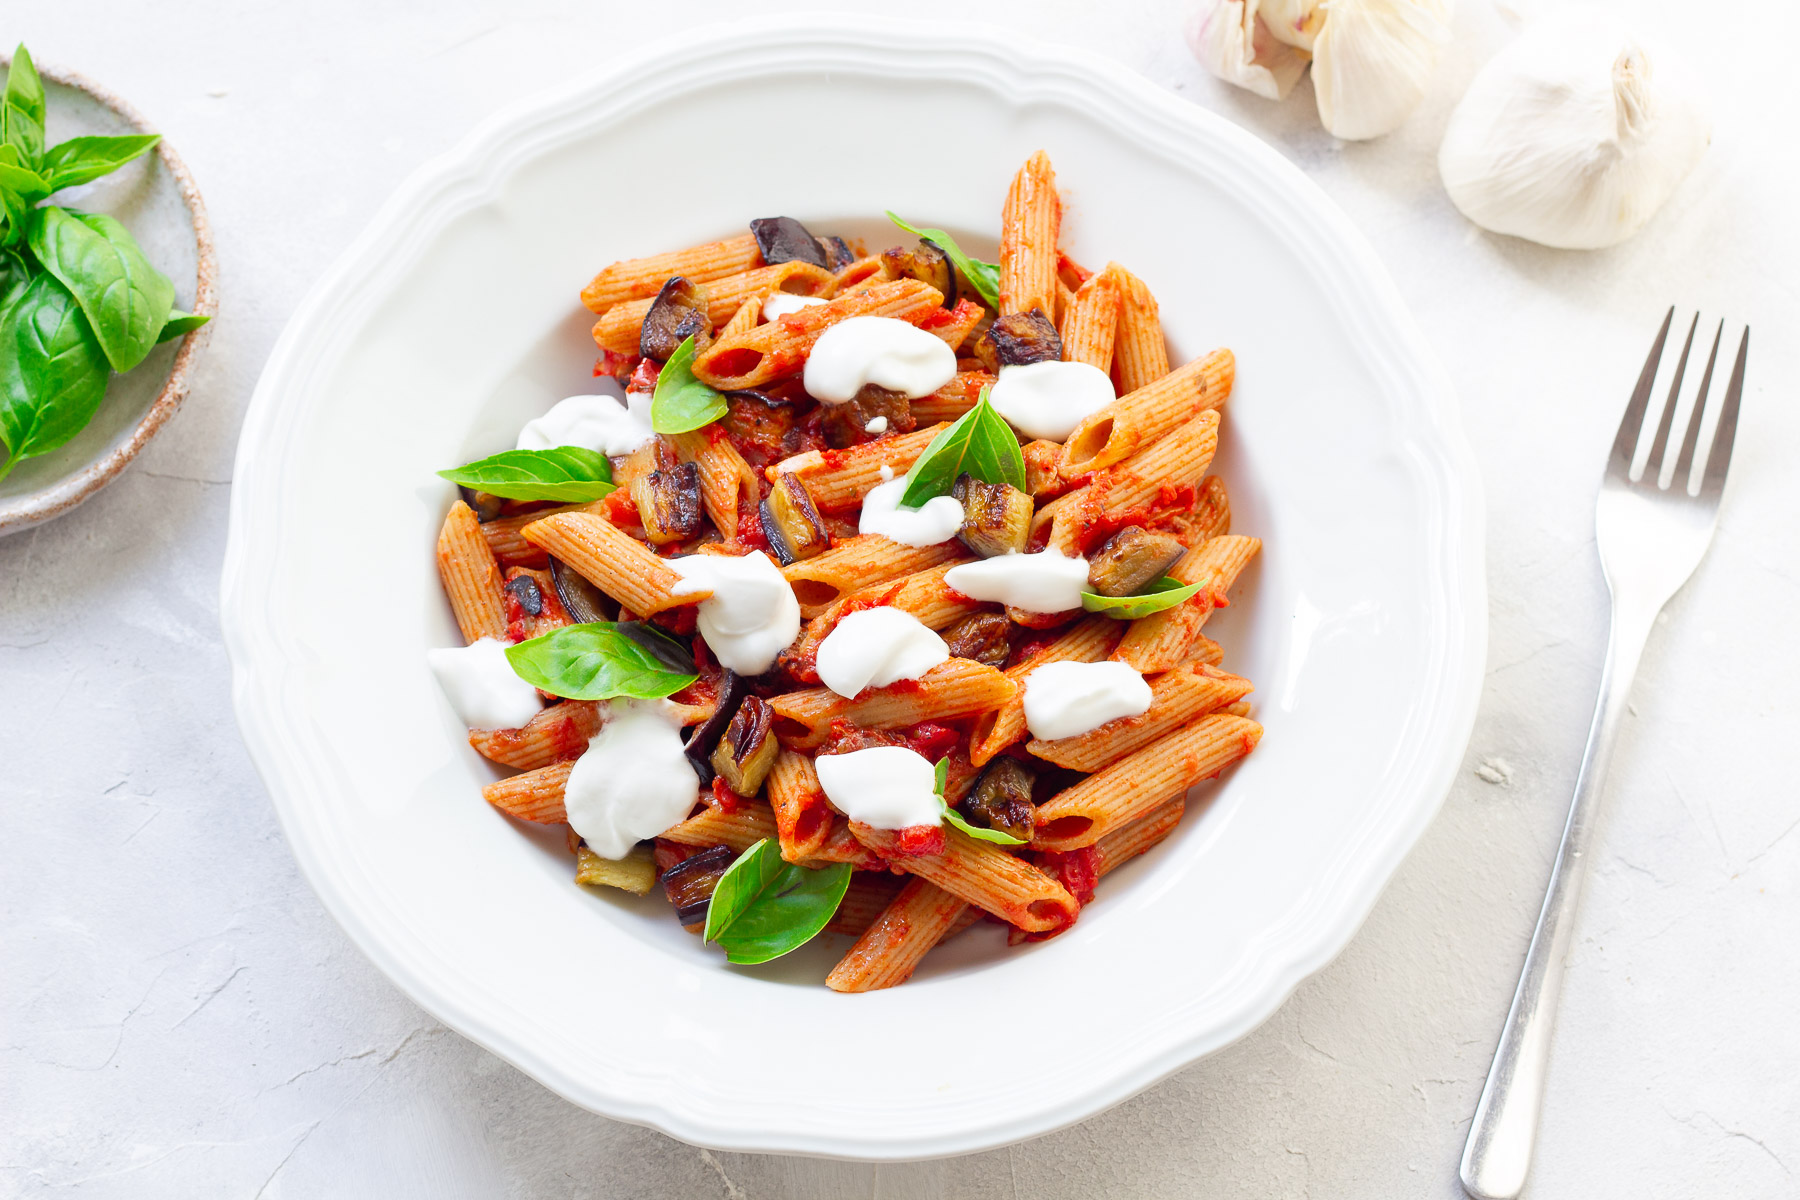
[1459,310,1751,1200]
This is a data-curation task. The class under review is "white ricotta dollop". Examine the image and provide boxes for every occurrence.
[668,551,801,675]
[803,316,957,404]
[944,550,1090,614]
[857,475,964,548]
[427,637,544,730]
[815,607,950,699]
[814,746,944,830]
[987,360,1117,441]
[515,379,655,456]
[1023,660,1153,740]
[564,699,699,859]
[863,415,888,434]
[762,293,828,321]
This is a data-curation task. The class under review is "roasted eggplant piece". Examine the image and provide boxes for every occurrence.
[661,844,738,929]
[549,555,616,624]
[631,461,703,545]
[1086,526,1186,597]
[958,758,1037,843]
[952,473,1034,558]
[710,695,779,797]
[758,473,830,565]
[940,612,1012,666]
[974,308,1062,374]
[818,235,856,272]
[821,383,916,448]
[503,573,545,617]
[879,240,956,307]
[640,276,712,362]
[750,216,827,268]
[456,485,507,523]
[683,670,747,787]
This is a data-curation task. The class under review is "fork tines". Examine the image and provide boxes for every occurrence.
[1610,307,1750,497]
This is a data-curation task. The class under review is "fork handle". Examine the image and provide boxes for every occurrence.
[1459,602,1658,1200]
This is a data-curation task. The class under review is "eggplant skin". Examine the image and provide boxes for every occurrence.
[940,612,1011,666]
[632,462,704,545]
[503,574,544,617]
[879,240,956,308]
[683,670,747,787]
[952,474,1034,559]
[750,217,827,268]
[758,473,830,565]
[549,555,615,624]
[974,308,1062,373]
[661,844,737,929]
[960,758,1036,842]
[711,695,779,796]
[1086,525,1186,597]
[640,276,712,362]
[457,485,506,523]
[818,236,857,272]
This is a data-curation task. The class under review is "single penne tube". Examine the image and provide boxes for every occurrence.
[911,370,995,426]
[483,760,573,824]
[767,750,833,863]
[580,232,761,314]
[520,512,707,616]
[1057,252,1095,290]
[591,261,836,353]
[669,429,760,540]
[998,150,1060,318]
[716,293,763,340]
[1190,633,1224,666]
[438,500,508,643]
[1059,265,1123,372]
[1031,713,1263,851]
[1195,474,1230,541]
[1027,661,1253,771]
[780,535,966,616]
[917,297,987,351]
[1046,410,1221,554]
[691,279,946,391]
[969,616,1122,766]
[850,823,1079,932]
[1113,534,1260,672]
[826,877,971,993]
[832,255,887,294]
[1092,797,1186,876]
[660,800,779,853]
[775,423,947,513]
[575,843,658,895]
[1058,348,1235,478]
[769,658,1017,749]
[825,872,909,939]
[800,817,887,870]
[480,500,610,568]
[1110,263,1171,394]
[468,700,604,771]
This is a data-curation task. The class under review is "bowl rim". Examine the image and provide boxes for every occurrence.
[0,53,219,538]
[222,13,1487,1158]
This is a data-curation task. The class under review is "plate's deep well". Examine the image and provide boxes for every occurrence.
[222,16,1484,1158]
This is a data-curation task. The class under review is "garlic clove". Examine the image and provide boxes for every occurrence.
[1437,10,1710,250]
[1311,0,1453,141]
[1186,0,1311,101]
[1258,0,1327,51]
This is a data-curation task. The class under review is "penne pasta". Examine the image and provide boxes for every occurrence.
[774,423,947,514]
[1113,534,1261,673]
[825,872,909,939]
[437,500,508,644]
[780,535,967,616]
[1091,798,1187,876]
[1027,661,1253,771]
[580,232,761,314]
[520,511,707,616]
[826,878,970,993]
[669,428,760,541]
[1046,409,1221,555]
[1110,263,1171,393]
[785,561,986,675]
[770,658,1018,750]
[480,500,610,568]
[469,700,604,771]
[767,750,833,863]
[691,279,946,391]
[911,369,996,426]
[917,297,987,352]
[851,822,1079,932]
[660,800,779,853]
[483,760,574,824]
[716,293,763,341]
[969,616,1122,766]
[591,261,836,354]
[998,150,1060,318]
[1059,265,1123,372]
[1059,348,1235,478]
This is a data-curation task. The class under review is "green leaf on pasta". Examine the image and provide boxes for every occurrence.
[885,212,1001,309]
[932,755,1028,845]
[1080,576,1204,620]
[703,838,851,965]
[899,386,1025,507]
[504,622,696,701]
[438,446,614,503]
[649,333,727,434]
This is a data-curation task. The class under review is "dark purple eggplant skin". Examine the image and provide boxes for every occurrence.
[614,621,695,673]
[758,474,830,566]
[549,556,615,625]
[975,308,1062,373]
[640,276,711,361]
[818,236,856,271]
[503,574,544,617]
[750,217,827,268]
[457,485,506,523]
[661,844,737,926]
[683,670,748,786]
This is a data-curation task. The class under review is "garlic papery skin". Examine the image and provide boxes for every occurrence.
[1311,0,1452,140]
[1187,0,1310,101]
[1437,10,1710,250]
[1259,0,1326,51]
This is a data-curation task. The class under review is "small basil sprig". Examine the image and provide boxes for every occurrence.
[438,446,615,503]
[703,838,851,964]
[932,755,1027,845]
[899,386,1025,507]
[1081,576,1204,620]
[885,211,1000,309]
[2,44,45,163]
[650,334,726,433]
[505,622,697,701]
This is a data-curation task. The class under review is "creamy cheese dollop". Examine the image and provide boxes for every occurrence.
[858,475,964,548]
[762,293,828,322]
[804,316,957,404]
[1023,660,1153,740]
[815,746,944,829]
[816,607,950,699]
[945,549,1089,614]
[864,415,888,434]
[987,360,1116,441]
[427,637,544,730]
[515,379,655,456]
[564,699,699,858]
[668,551,801,675]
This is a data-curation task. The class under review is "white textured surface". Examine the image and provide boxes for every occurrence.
[2,0,1794,1196]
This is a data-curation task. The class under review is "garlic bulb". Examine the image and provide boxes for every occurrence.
[1312,0,1453,140]
[1187,0,1309,101]
[1259,0,1326,51]
[1438,10,1710,249]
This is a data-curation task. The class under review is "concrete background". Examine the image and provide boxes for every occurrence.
[3,1,1796,1197]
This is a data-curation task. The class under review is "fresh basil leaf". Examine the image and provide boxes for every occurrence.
[1080,576,1205,620]
[38,134,161,191]
[0,150,48,202]
[155,308,209,343]
[0,166,31,248]
[703,838,852,965]
[649,333,726,434]
[3,46,45,164]
[438,446,615,503]
[504,622,697,701]
[0,271,110,481]
[28,206,175,373]
[899,385,1025,507]
[0,248,28,318]
[612,620,696,675]
[933,755,948,795]
[886,211,1001,309]
[929,754,1027,844]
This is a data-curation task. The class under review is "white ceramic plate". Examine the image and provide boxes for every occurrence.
[222,16,1484,1159]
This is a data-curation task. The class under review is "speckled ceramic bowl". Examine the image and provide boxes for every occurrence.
[0,54,217,538]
